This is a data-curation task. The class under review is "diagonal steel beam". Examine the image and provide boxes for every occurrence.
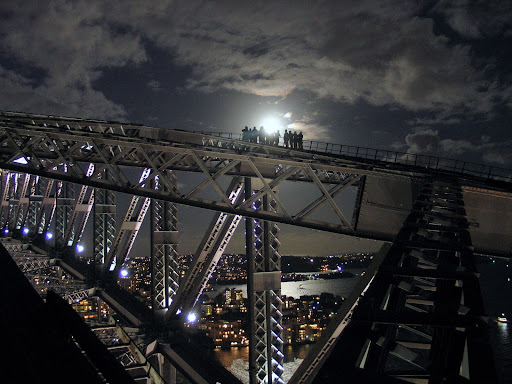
[294,174,361,220]
[190,152,234,206]
[184,159,241,199]
[304,165,354,231]
[246,158,292,220]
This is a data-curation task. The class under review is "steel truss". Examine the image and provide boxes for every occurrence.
[105,168,152,273]
[94,170,116,264]
[2,238,166,383]
[0,110,389,241]
[247,178,284,384]
[0,111,504,383]
[151,171,179,321]
[167,176,245,318]
[291,178,496,383]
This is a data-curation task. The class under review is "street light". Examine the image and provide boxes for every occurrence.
[22,227,29,235]
[76,244,85,253]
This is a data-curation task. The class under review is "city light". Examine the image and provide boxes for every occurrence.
[120,269,129,278]
[45,232,53,240]
[13,156,28,164]
[76,244,85,253]
[3,228,8,235]
[22,227,29,235]
[187,313,197,323]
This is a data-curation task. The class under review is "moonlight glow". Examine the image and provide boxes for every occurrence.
[261,116,282,133]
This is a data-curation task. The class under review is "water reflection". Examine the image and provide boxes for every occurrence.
[214,345,311,384]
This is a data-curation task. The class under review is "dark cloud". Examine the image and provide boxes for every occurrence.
[0,0,510,136]
[405,128,512,165]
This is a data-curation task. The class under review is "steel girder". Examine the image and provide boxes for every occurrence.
[105,168,152,272]
[290,179,496,384]
[14,173,31,229]
[151,171,179,320]
[247,178,284,384]
[167,176,245,318]
[94,170,116,264]
[63,163,95,248]
[0,110,398,239]
[55,178,75,248]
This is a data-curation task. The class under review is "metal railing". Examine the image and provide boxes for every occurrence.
[192,131,512,183]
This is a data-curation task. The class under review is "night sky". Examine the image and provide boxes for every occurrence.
[0,1,511,255]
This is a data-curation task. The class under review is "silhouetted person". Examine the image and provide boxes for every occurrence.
[251,127,258,143]
[283,130,289,148]
[298,131,303,150]
[275,130,281,146]
[259,127,265,144]
[291,131,297,149]
[242,126,249,141]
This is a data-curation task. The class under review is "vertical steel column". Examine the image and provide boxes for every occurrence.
[247,178,284,384]
[105,168,151,273]
[7,173,21,231]
[0,171,13,231]
[23,176,44,234]
[55,180,75,249]
[14,173,31,229]
[167,177,244,318]
[64,163,95,248]
[93,171,116,265]
[246,177,257,384]
[151,170,179,324]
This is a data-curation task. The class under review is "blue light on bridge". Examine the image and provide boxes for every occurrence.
[22,227,29,235]
[76,244,85,253]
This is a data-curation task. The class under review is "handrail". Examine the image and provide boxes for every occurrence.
[192,131,512,183]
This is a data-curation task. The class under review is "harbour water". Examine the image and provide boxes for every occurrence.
[211,263,511,383]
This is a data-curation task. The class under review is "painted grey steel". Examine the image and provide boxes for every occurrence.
[248,179,284,384]
[290,179,496,383]
[93,170,116,264]
[151,171,179,322]
[105,168,151,272]
[0,110,509,256]
[167,177,244,318]
[289,243,391,384]
[55,179,74,248]
[63,163,95,248]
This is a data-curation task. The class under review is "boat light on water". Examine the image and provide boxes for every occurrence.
[497,313,508,323]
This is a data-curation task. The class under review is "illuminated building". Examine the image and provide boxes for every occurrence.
[204,320,248,349]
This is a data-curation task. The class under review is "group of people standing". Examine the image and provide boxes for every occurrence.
[241,126,304,149]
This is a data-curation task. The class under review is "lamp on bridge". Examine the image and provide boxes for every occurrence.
[22,227,29,236]
[76,244,85,253]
